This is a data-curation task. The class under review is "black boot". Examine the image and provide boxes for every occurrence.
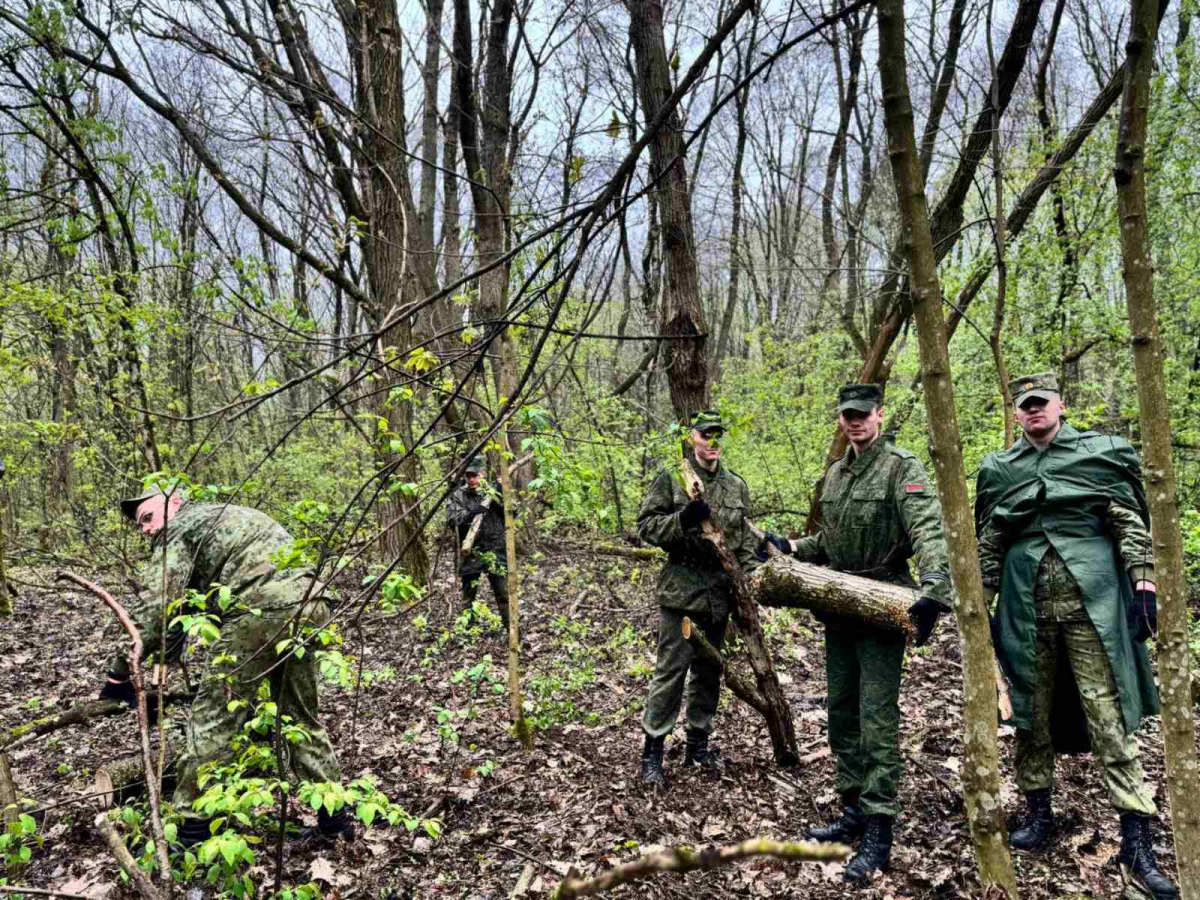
[296,807,357,844]
[1010,789,1056,853]
[805,793,866,843]
[640,734,665,786]
[1119,813,1178,900]
[177,816,216,848]
[843,814,892,883]
[683,730,724,773]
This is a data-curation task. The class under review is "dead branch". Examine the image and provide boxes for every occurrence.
[1,694,193,752]
[681,616,767,714]
[0,753,16,825]
[94,812,164,900]
[0,888,93,900]
[58,572,171,888]
[749,556,917,638]
[552,838,852,899]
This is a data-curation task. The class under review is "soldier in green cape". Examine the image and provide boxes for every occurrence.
[976,373,1175,900]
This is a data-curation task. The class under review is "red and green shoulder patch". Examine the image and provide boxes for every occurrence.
[904,482,926,494]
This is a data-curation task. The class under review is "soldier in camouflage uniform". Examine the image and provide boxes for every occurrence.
[100,486,351,847]
[447,455,509,630]
[636,410,763,785]
[778,384,951,884]
[976,373,1175,900]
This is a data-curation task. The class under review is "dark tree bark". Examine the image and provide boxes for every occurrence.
[626,0,709,424]
[1113,0,1200,891]
[874,0,1017,893]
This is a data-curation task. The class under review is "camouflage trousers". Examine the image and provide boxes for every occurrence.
[461,566,510,626]
[825,625,906,818]
[173,599,343,819]
[1015,565,1155,815]
[641,606,728,739]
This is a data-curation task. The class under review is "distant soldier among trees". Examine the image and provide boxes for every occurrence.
[771,384,952,884]
[977,373,1177,900]
[99,485,353,847]
[448,455,510,631]
[635,410,764,785]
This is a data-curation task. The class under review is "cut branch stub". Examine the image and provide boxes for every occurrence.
[749,556,917,639]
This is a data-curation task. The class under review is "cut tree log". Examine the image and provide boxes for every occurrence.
[680,459,798,765]
[94,747,176,809]
[681,617,767,715]
[0,753,16,825]
[749,556,917,639]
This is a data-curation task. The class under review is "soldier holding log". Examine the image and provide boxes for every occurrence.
[447,454,509,631]
[99,485,352,847]
[976,373,1176,900]
[770,384,951,884]
[635,410,764,785]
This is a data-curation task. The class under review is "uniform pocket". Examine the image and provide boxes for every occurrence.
[848,484,888,529]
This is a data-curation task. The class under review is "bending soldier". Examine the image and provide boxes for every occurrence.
[636,410,762,784]
[768,384,951,884]
[447,455,510,631]
[977,373,1176,900]
[100,485,352,847]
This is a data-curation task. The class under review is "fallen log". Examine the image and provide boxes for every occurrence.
[681,617,767,715]
[749,556,917,639]
[680,459,798,765]
[1,693,194,751]
[94,748,176,809]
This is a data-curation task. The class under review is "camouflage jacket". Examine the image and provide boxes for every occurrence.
[447,482,506,573]
[792,436,952,609]
[636,457,761,617]
[111,502,320,676]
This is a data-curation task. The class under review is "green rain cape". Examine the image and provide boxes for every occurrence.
[975,423,1158,753]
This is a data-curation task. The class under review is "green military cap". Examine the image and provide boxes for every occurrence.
[689,409,724,435]
[464,455,486,474]
[1009,372,1059,406]
[119,485,165,522]
[837,383,883,414]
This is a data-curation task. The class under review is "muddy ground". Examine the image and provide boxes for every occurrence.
[0,541,1181,899]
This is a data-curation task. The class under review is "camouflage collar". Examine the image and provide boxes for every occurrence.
[845,436,887,474]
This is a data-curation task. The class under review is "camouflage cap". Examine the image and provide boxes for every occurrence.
[837,383,883,414]
[464,455,486,474]
[689,409,724,435]
[1009,372,1059,407]
[119,486,165,522]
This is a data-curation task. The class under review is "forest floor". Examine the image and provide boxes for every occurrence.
[0,538,1180,899]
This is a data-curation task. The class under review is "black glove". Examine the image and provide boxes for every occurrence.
[467,502,488,517]
[99,673,160,727]
[755,532,791,562]
[907,596,941,648]
[1127,589,1157,643]
[679,498,710,532]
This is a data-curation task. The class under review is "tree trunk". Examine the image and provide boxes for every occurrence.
[680,460,797,766]
[750,558,916,637]
[986,0,1015,446]
[1114,0,1200,892]
[626,0,709,424]
[873,0,1017,894]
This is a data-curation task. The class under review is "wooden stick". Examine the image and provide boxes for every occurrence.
[552,838,852,899]
[1,694,193,752]
[681,617,767,715]
[59,573,171,889]
[679,459,798,765]
[995,662,1014,721]
[0,753,16,825]
[94,812,163,900]
[0,887,92,900]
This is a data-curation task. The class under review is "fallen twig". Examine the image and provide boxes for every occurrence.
[94,812,164,900]
[552,838,852,899]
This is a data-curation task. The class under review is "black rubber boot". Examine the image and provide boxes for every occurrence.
[1010,789,1056,853]
[682,730,724,773]
[1119,813,1178,900]
[177,816,216,848]
[843,814,893,883]
[640,734,665,786]
[296,807,357,844]
[805,794,866,843]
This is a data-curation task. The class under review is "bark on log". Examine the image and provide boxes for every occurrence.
[681,617,767,715]
[1,694,193,750]
[94,812,163,900]
[94,747,176,809]
[681,460,798,765]
[0,753,16,825]
[461,497,493,555]
[749,556,917,639]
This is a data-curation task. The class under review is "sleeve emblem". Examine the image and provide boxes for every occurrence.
[904,482,926,494]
